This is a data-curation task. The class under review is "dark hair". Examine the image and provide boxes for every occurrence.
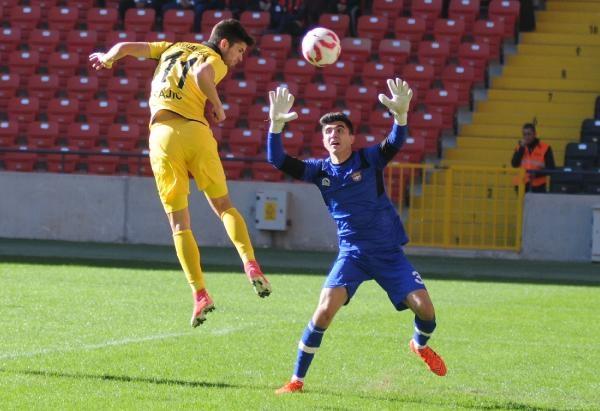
[208,19,255,47]
[319,112,354,134]
[522,123,536,133]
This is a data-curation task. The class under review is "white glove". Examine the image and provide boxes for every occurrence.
[378,78,413,126]
[268,87,298,133]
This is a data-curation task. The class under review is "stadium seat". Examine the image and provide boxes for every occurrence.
[550,167,583,194]
[43,150,79,173]
[282,59,316,93]
[367,109,396,137]
[280,130,305,156]
[106,123,141,152]
[266,81,300,101]
[85,155,119,175]
[258,34,292,69]
[424,88,460,130]
[354,134,379,149]
[318,13,350,38]
[224,79,257,115]
[247,104,270,133]
[222,160,247,180]
[107,76,140,111]
[433,18,466,54]
[287,106,321,134]
[357,15,388,49]
[8,50,39,86]
[372,0,404,32]
[251,162,283,181]
[0,27,21,61]
[2,151,38,172]
[85,98,118,134]
[47,51,79,88]
[339,107,363,131]
[162,9,194,39]
[8,97,39,131]
[228,129,262,158]
[581,119,600,140]
[47,6,78,40]
[212,101,240,137]
[417,41,450,76]
[66,75,98,104]
[105,30,137,45]
[458,42,491,83]
[10,5,41,39]
[449,0,480,32]
[86,8,118,42]
[66,30,98,65]
[362,61,395,89]
[378,39,411,72]
[179,32,210,43]
[394,17,426,54]
[0,73,18,110]
[66,121,100,149]
[144,31,176,43]
[441,65,475,107]
[126,155,153,176]
[29,29,60,65]
[397,136,426,163]
[340,37,372,72]
[0,120,18,147]
[121,56,156,85]
[244,56,277,94]
[47,97,80,134]
[124,8,156,40]
[201,9,233,33]
[126,99,150,128]
[27,121,59,148]
[401,63,435,97]
[473,19,505,60]
[304,83,337,110]
[564,142,598,169]
[321,60,355,98]
[240,10,270,38]
[411,0,443,32]
[488,0,519,38]
[345,85,378,120]
[583,169,600,194]
[408,111,443,155]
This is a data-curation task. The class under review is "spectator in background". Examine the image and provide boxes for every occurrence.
[512,123,555,192]
[119,0,169,21]
[263,0,306,36]
[161,0,225,32]
[334,0,360,37]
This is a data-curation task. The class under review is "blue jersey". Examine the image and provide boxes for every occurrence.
[267,124,409,251]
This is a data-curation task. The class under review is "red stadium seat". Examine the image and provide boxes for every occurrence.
[0,120,18,147]
[11,5,41,39]
[304,83,337,110]
[372,0,404,31]
[212,101,240,137]
[85,155,119,175]
[345,85,378,120]
[321,60,355,98]
[409,111,443,155]
[362,62,395,89]
[228,129,262,157]
[449,0,480,34]
[244,56,277,93]
[45,150,79,173]
[281,130,305,156]
[0,27,21,61]
[433,18,466,54]
[107,76,140,111]
[8,96,39,130]
[71,0,95,20]
[240,10,270,38]
[121,56,156,86]
[222,160,246,180]
[357,15,388,49]
[125,99,150,128]
[47,51,79,87]
[473,19,505,60]
[282,59,316,92]
[458,41,491,83]
[258,34,292,69]
[66,30,98,65]
[378,39,411,72]
[354,134,380,149]
[318,14,350,38]
[67,75,99,103]
[85,98,118,134]
[488,0,519,38]
[401,63,435,97]
[367,109,395,137]
[201,9,233,34]
[179,32,210,43]
[224,79,257,115]
[417,41,450,76]
[2,151,38,172]
[0,73,18,110]
[394,17,426,54]
[251,162,283,181]
[424,88,459,130]
[105,30,137,45]
[124,8,156,40]
[163,9,194,38]
[127,155,153,176]
[144,31,176,43]
[29,29,60,65]
[287,105,321,134]
[247,103,270,133]
[411,0,443,32]
[395,136,425,163]
[339,107,362,131]
[47,6,78,40]
[66,122,100,149]
[8,50,39,86]
[340,37,372,72]
[441,64,475,107]
[106,123,141,151]
[29,74,59,109]
[86,7,118,42]
[27,121,59,148]
[47,97,80,133]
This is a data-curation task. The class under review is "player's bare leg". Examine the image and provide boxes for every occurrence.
[206,193,272,297]
[404,289,447,376]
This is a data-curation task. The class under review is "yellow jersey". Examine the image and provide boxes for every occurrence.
[148,41,228,124]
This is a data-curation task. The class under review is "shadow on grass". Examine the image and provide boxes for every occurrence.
[0,367,258,390]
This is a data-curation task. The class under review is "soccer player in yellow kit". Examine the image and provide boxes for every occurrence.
[89,19,271,328]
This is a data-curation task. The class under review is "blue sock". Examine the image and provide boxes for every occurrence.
[292,321,326,381]
[413,316,436,347]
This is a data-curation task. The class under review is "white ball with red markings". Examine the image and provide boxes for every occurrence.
[301,27,341,67]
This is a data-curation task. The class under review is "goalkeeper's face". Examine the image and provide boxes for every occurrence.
[322,122,355,156]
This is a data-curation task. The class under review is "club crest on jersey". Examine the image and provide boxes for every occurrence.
[351,171,362,182]
[321,177,331,187]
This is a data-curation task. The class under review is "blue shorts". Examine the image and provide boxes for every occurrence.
[323,248,426,311]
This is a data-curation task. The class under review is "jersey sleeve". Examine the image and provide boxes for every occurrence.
[148,41,174,59]
[363,124,408,169]
[204,54,228,85]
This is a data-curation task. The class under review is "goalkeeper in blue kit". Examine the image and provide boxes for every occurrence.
[266,79,447,394]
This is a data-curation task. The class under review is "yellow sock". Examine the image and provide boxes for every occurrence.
[220,207,255,264]
[173,229,205,291]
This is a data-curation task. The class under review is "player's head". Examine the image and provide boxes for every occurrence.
[522,123,536,144]
[320,112,355,156]
[209,19,254,67]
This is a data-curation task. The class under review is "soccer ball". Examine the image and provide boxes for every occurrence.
[301,27,341,67]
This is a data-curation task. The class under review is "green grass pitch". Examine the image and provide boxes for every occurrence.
[1,261,598,410]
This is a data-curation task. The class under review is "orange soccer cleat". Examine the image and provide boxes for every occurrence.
[191,288,215,328]
[275,380,304,394]
[409,339,447,376]
[244,260,272,298]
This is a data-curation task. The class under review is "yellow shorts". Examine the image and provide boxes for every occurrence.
[149,117,228,213]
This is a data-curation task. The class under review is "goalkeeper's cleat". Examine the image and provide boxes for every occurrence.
[244,260,272,298]
[409,339,447,376]
[275,380,304,394]
[191,288,215,328]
